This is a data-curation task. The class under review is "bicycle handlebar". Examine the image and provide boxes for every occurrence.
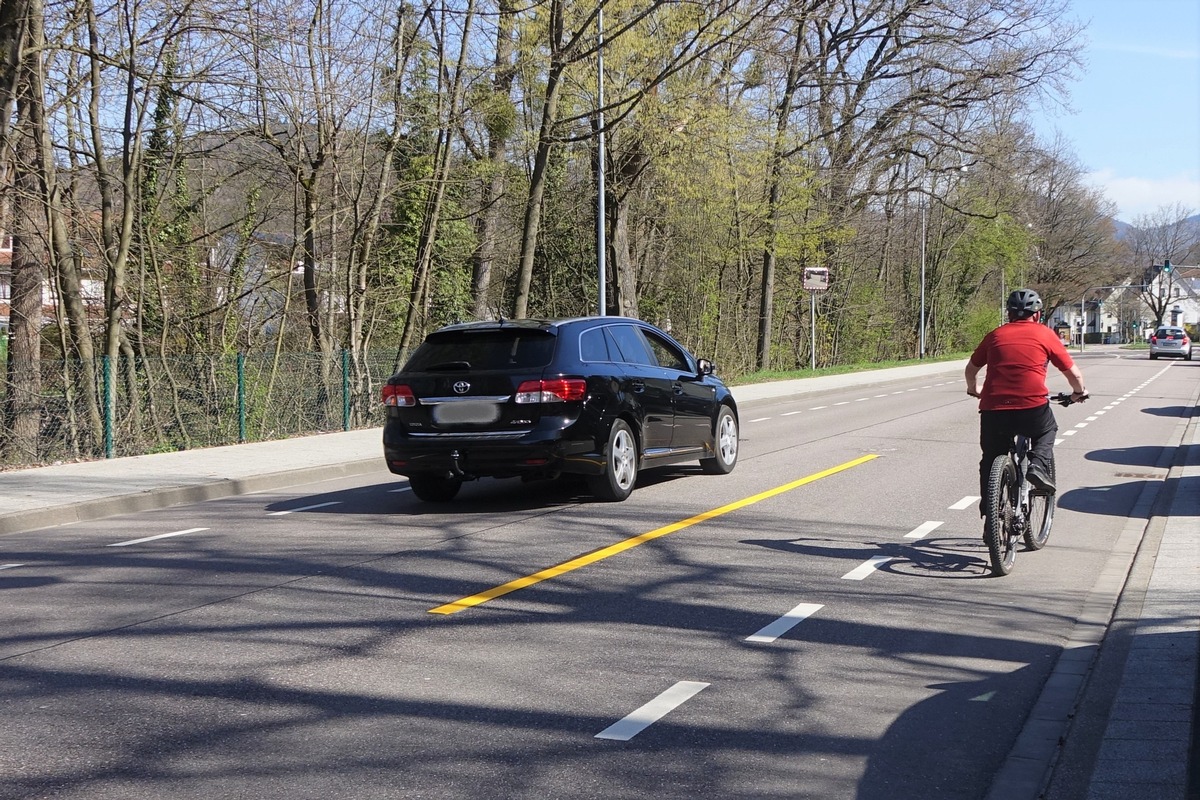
[1050,391,1088,406]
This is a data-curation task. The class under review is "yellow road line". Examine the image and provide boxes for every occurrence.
[428,453,880,615]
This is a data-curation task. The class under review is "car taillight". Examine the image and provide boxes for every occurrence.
[1150,336,1157,344]
[382,384,416,407]
[515,378,587,403]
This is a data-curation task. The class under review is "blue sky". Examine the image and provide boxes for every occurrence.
[1032,0,1200,223]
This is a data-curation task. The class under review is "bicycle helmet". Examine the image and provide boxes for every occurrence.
[1006,288,1043,319]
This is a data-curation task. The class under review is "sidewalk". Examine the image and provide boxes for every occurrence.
[0,354,1194,799]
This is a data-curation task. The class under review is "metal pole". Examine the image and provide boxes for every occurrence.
[103,355,113,459]
[1080,293,1085,352]
[919,199,926,358]
[810,291,816,371]
[596,7,606,317]
[237,352,246,443]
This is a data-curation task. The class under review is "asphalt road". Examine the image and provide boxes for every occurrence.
[1,349,1193,799]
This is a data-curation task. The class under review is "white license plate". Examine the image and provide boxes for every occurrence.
[432,400,500,424]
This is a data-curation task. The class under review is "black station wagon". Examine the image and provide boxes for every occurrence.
[381,317,739,502]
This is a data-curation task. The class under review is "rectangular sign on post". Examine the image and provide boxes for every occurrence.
[803,266,829,291]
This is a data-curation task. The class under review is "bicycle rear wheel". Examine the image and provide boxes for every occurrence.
[1023,461,1056,550]
[984,455,1018,575]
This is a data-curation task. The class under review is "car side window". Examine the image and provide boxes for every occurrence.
[606,324,655,366]
[640,329,692,372]
[579,327,612,362]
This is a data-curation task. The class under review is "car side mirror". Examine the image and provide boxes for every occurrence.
[698,358,716,376]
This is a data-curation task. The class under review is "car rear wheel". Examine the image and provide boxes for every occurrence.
[408,472,463,502]
[700,405,738,474]
[588,419,638,501]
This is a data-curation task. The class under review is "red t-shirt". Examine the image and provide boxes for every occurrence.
[970,319,1075,411]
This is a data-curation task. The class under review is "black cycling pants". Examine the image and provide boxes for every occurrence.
[978,403,1058,499]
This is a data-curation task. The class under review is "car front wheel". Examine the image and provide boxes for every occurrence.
[700,405,739,474]
[588,419,638,501]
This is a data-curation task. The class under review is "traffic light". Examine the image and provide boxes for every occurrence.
[1164,259,1173,273]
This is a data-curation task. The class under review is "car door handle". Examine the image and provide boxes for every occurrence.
[629,380,645,392]
[672,383,684,395]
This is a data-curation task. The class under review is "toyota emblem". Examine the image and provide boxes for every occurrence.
[453,381,471,394]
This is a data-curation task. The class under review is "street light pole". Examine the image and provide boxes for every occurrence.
[596,6,606,316]
[919,198,926,358]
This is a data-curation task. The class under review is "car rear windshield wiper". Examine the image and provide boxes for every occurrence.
[424,361,472,371]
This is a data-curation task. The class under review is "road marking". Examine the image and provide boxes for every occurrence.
[891,391,904,395]
[388,486,412,493]
[971,691,996,702]
[747,602,823,643]
[267,501,342,516]
[0,563,25,570]
[1094,410,1106,415]
[875,394,889,398]
[109,528,209,547]
[834,401,849,406]
[429,454,880,615]
[1074,423,1087,429]
[855,397,869,402]
[904,521,943,540]
[949,496,979,510]
[1055,439,1064,445]
[750,417,772,423]
[1086,416,1099,421]
[842,556,892,580]
[1063,430,1077,436]
[810,405,828,410]
[595,681,709,741]
[783,411,803,416]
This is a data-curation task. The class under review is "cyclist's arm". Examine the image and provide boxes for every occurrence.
[1061,364,1087,400]
[965,361,983,397]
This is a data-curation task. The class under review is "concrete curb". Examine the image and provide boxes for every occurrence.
[0,458,382,536]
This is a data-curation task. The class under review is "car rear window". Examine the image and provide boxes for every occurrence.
[404,330,556,371]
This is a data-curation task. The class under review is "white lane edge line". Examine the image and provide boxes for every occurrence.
[595,681,710,741]
[949,496,979,510]
[267,501,343,516]
[747,603,824,644]
[842,556,893,580]
[108,528,209,547]
[904,521,944,540]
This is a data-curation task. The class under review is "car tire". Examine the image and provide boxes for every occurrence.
[700,404,739,475]
[587,419,638,501]
[408,472,463,502]
[1150,353,1158,360]
[1187,349,1193,361]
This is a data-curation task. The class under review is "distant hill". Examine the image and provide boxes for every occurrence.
[1112,213,1199,241]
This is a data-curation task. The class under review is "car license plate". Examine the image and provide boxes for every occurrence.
[432,400,500,424]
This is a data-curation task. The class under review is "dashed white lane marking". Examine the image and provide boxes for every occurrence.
[971,691,997,702]
[388,487,412,493]
[1074,423,1088,429]
[842,556,893,580]
[1063,430,1078,436]
[1086,416,1099,422]
[747,602,824,643]
[267,501,342,516]
[891,391,904,395]
[109,528,209,547]
[1055,439,1065,445]
[750,417,772,423]
[875,394,889,398]
[783,410,803,416]
[905,521,944,540]
[834,401,849,406]
[0,563,25,570]
[949,496,979,510]
[595,681,710,741]
[855,397,869,402]
[810,405,828,410]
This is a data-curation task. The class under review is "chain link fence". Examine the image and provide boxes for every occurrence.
[0,349,406,468]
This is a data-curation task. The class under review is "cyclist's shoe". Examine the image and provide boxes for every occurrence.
[1027,464,1056,494]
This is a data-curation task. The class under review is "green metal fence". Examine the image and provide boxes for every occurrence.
[0,349,405,468]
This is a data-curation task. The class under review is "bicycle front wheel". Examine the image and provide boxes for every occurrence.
[1024,461,1056,550]
[984,455,1018,576]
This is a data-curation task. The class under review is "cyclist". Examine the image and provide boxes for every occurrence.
[965,288,1087,508]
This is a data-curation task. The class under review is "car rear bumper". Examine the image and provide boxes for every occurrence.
[383,424,606,479]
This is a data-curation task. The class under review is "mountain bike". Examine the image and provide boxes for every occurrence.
[983,392,1086,576]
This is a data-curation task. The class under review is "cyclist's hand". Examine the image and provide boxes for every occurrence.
[1071,390,1089,403]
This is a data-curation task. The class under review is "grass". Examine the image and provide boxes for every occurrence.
[729,351,969,387]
